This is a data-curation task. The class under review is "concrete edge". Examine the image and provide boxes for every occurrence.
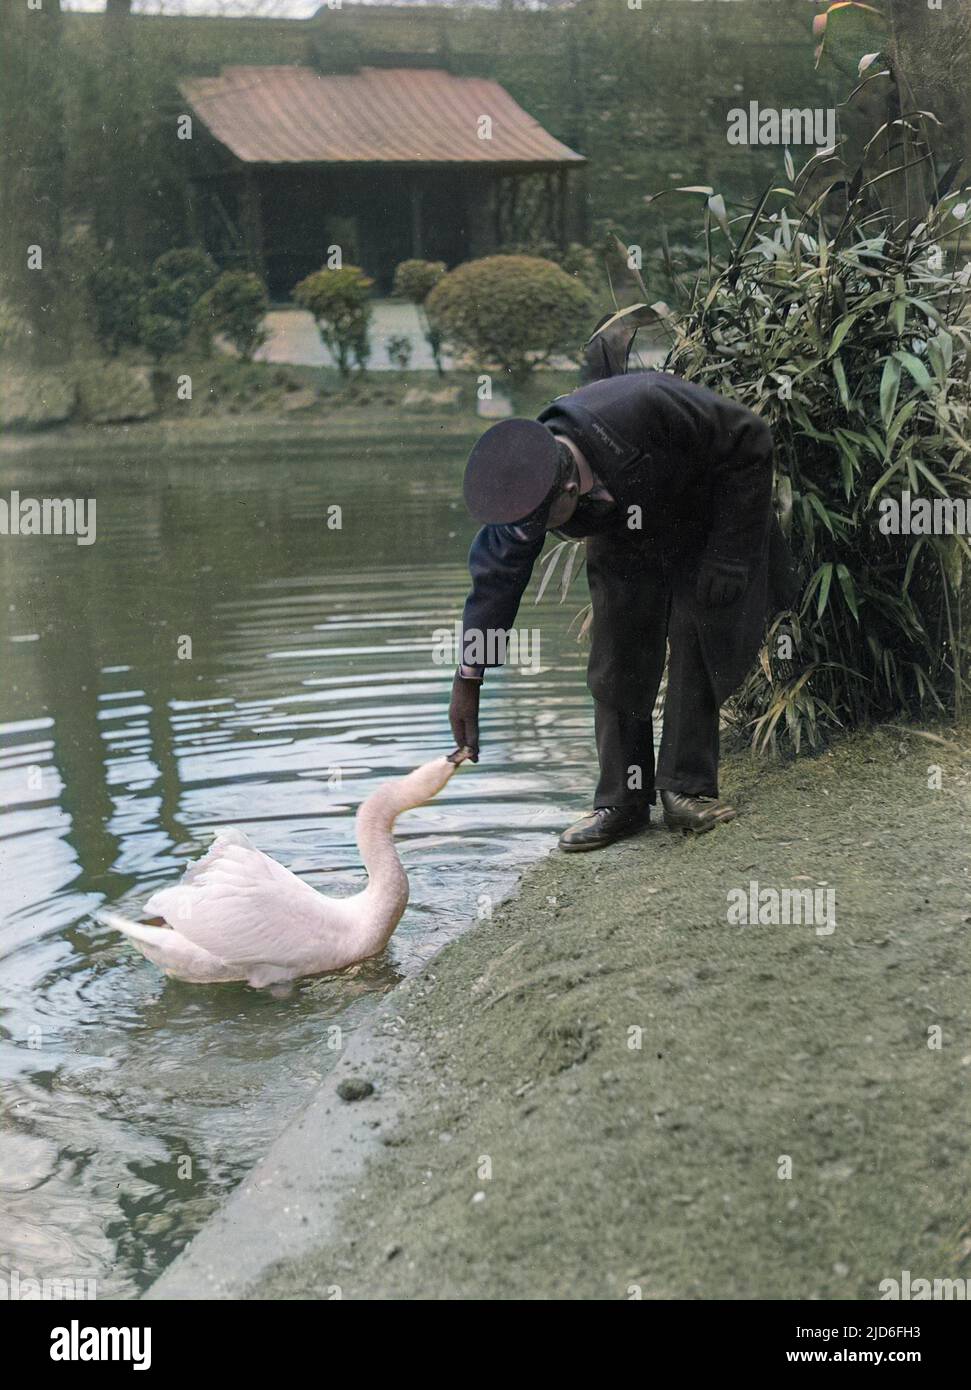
[143,979,424,1300]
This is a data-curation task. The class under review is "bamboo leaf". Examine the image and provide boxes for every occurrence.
[707,193,733,243]
[559,541,583,602]
[643,185,714,207]
[584,300,652,348]
[891,273,906,334]
[836,563,860,621]
[902,539,925,593]
[827,313,858,356]
[885,399,918,454]
[893,350,932,392]
[905,296,947,329]
[808,492,837,536]
[868,456,900,502]
[535,542,566,602]
[879,355,901,429]
[913,459,951,499]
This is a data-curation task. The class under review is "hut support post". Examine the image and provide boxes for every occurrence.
[240,169,266,279]
[410,180,424,259]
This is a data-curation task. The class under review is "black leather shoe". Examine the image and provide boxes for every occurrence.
[558,805,651,853]
[660,789,737,833]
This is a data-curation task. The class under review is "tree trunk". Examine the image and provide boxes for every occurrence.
[888,0,971,167]
[0,0,68,363]
[97,0,137,259]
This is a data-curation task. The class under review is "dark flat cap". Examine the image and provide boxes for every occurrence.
[463,418,561,525]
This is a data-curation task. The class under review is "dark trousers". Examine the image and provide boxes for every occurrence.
[589,540,722,809]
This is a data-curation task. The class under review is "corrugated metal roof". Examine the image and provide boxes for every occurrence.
[179,66,586,167]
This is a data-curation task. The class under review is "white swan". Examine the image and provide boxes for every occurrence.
[99,751,471,987]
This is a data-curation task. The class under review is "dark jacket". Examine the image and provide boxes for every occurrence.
[461,370,798,708]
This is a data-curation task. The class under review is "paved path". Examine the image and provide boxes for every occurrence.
[257,302,452,372]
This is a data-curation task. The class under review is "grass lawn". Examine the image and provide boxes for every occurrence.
[254,722,971,1300]
[0,358,581,455]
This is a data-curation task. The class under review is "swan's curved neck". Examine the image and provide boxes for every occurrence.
[354,780,413,955]
[352,758,458,959]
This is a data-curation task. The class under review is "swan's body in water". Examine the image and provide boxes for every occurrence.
[99,752,469,987]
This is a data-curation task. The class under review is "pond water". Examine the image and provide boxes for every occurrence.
[0,430,595,1296]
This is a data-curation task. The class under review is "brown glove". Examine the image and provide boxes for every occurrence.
[449,671,481,762]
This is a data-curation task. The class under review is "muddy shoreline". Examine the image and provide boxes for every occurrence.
[151,724,971,1300]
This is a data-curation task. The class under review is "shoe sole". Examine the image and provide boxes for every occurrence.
[558,820,651,853]
[663,810,737,835]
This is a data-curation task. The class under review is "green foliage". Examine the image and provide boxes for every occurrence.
[205,271,269,363]
[392,259,446,375]
[426,254,592,386]
[142,248,219,336]
[392,259,446,305]
[152,248,219,304]
[138,284,186,341]
[187,292,216,359]
[135,247,220,359]
[1,3,69,363]
[651,148,971,753]
[139,312,184,364]
[87,263,144,356]
[293,265,374,378]
[501,239,612,302]
[52,2,855,306]
[385,334,413,371]
[0,300,32,361]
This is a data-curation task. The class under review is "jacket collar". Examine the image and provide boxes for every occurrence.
[542,401,642,506]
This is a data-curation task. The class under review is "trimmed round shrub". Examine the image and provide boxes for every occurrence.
[88,264,144,356]
[293,265,374,377]
[426,254,592,385]
[142,248,220,343]
[151,249,219,306]
[393,259,447,375]
[206,271,269,362]
[392,259,446,305]
[139,312,184,363]
[501,239,607,299]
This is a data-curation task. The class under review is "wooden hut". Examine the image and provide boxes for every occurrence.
[179,65,587,296]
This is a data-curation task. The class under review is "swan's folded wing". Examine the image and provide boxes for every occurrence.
[144,845,347,971]
[174,827,259,887]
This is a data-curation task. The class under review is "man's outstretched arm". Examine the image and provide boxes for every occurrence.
[450,523,547,758]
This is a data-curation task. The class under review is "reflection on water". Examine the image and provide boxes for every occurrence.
[0,433,595,1295]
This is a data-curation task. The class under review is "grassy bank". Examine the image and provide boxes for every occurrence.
[254,724,971,1300]
[0,361,578,455]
